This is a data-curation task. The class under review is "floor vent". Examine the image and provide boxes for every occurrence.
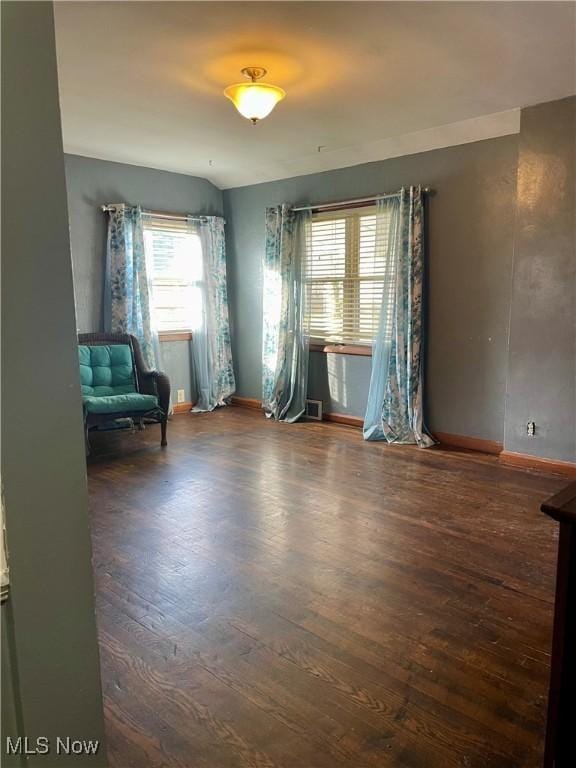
[305,399,323,421]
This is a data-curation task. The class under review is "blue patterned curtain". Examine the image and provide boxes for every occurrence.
[262,205,311,422]
[104,205,160,369]
[363,187,434,447]
[192,216,236,411]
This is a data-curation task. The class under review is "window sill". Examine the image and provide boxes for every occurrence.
[159,331,193,342]
[310,343,372,357]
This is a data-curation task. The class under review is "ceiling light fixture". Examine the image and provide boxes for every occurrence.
[224,67,285,124]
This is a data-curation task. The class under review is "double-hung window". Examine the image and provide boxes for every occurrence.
[305,205,393,346]
[142,216,203,334]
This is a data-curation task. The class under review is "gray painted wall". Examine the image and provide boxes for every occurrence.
[1,605,24,768]
[504,97,576,462]
[64,154,223,403]
[161,339,196,404]
[65,105,574,459]
[1,2,106,764]
[224,137,519,441]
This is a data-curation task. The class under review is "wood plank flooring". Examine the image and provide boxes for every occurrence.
[87,408,566,768]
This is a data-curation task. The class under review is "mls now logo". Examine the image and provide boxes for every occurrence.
[56,737,100,755]
[6,737,100,755]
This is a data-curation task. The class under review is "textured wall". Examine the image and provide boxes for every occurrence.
[65,154,223,331]
[504,97,576,462]
[65,102,574,458]
[224,136,518,441]
[64,154,223,403]
[1,2,106,763]
[161,339,196,404]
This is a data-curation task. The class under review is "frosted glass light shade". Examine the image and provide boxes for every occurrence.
[224,82,285,123]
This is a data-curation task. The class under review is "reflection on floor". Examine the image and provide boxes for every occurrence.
[87,408,565,768]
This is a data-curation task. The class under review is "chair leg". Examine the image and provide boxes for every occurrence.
[161,419,167,447]
[84,421,91,457]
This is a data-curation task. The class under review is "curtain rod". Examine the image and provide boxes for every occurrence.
[100,204,212,222]
[291,187,433,213]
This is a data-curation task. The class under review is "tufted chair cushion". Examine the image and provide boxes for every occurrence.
[79,344,137,397]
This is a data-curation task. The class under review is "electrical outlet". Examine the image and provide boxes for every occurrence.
[527,421,536,437]
[177,389,185,404]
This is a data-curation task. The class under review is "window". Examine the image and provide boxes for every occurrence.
[305,206,393,345]
[143,216,203,333]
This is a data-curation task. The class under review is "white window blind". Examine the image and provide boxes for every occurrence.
[143,217,203,333]
[305,206,393,345]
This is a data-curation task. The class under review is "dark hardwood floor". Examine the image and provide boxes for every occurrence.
[87,408,566,768]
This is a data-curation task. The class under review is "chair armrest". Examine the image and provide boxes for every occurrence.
[140,370,170,416]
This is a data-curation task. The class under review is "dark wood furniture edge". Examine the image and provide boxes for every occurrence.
[541,482,576,524]
[541,480,576,768]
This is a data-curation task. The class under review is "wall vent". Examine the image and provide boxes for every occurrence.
[305,399,323,421]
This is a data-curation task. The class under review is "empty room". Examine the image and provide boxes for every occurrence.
[2,2,576,767]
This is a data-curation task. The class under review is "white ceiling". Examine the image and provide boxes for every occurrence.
[54,1,576,189]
